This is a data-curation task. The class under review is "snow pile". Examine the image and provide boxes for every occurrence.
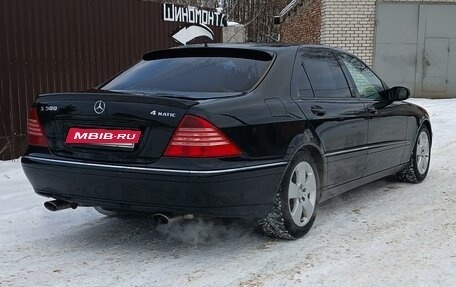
[0,159,38,216]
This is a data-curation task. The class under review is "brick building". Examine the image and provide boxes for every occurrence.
[277,0,456,98]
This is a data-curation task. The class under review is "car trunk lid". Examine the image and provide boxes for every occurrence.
[35,92,198,164]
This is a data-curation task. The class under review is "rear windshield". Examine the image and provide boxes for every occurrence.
[102,53,273,96]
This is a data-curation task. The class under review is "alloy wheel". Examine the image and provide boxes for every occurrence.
[288,161,317,227]
[416,131,430,175]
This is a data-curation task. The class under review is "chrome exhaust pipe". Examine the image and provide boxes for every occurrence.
[44,200,77,212]
[152,213,170,224]
[152,213,194,224]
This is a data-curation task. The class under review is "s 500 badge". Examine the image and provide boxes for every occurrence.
[40,105,58,112]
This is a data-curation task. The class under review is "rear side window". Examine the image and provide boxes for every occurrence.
[296,64,314,98]
[102,50,273,97]
[301,49,351,98]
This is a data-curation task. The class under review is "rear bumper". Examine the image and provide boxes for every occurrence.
[21,155,287,218]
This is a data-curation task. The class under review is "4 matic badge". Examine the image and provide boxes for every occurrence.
[150,110,176,118]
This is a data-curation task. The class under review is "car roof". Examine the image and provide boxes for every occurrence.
[142,43,358,63]
[172,43,355,57]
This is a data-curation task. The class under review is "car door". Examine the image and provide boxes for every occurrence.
[291,47,368,189]
[337,52,408,176]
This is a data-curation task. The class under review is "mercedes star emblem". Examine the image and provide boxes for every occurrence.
[94,100,106,114]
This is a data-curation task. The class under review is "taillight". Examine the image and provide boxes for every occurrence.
[27,108,48,147]
[164,115,242,158]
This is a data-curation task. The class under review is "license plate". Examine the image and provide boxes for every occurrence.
[65,128,141,147]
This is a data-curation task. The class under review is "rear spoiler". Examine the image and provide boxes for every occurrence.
[142,47,274,62]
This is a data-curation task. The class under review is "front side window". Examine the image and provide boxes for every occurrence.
[339,53,385,100]
[301,49,352,98]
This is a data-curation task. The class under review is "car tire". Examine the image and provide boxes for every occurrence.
[259,150,320,240]
[397,126,431,183]
[93,206,122,217]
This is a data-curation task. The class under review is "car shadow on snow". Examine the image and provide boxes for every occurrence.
[317,175,406,224]
[321,175,402,207]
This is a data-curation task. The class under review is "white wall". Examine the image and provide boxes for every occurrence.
[320,0,376,66]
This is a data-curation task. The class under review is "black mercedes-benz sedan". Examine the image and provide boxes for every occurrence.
[22,44,431,239]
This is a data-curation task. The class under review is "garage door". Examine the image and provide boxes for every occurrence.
[374,3,456,98]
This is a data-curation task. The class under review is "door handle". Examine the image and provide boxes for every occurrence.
[367,107,378,115]
[311,105,326,116]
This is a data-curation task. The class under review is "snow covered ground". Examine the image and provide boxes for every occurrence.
[1,98,455,287]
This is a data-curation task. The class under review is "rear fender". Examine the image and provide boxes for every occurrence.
[283,129,327,190]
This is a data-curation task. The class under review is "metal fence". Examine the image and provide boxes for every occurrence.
[0,0,222,160]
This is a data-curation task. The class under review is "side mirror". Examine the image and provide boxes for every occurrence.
[389,86,410,101]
